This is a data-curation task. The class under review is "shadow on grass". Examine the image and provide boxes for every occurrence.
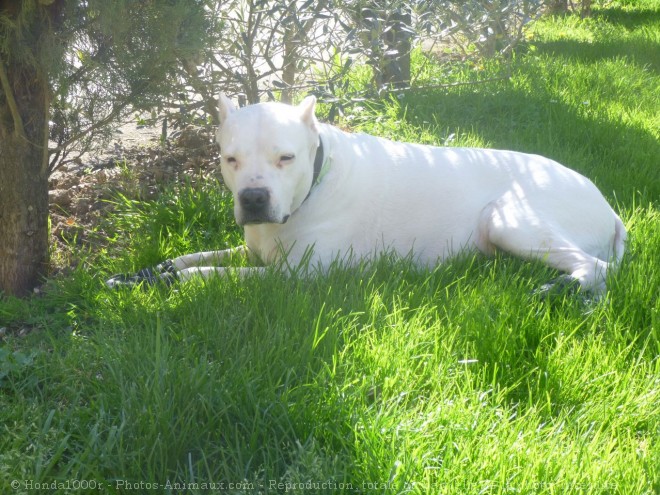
[536,6,660,72]
[400,86,660,208]
[594,5,660,32]
[536,36,660,73]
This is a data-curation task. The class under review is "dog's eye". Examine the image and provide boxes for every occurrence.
[279,154,295,164]
[225,156,237,165]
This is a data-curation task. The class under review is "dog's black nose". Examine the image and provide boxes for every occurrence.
[239,187,270,212]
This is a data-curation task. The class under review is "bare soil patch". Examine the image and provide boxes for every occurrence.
[48,125,220,274]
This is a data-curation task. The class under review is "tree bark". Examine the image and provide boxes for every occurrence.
[280,27,297,104]
[0,61,50,297]
[359,5,411,90]
[381,7,411,89]
[549,0,569,14]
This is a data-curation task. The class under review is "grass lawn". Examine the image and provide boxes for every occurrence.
[1,1,659,494]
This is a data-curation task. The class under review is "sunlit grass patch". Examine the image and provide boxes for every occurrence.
[1,3,659,494]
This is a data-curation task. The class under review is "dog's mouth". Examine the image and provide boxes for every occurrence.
[236,187,292,225]
[238,213,290,226]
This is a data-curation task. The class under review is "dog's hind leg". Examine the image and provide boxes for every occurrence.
[477,199,613,295]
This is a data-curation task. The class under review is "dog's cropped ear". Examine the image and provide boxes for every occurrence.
[298,95,318,132]
[218,93,237,125]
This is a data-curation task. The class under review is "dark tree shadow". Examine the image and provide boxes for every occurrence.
[400,86,660,209]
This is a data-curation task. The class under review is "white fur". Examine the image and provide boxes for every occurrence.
[172,95,626,294]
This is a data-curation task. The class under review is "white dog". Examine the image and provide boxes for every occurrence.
[107,95,626,295]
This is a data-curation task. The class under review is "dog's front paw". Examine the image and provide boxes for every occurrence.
[105,259,179,289]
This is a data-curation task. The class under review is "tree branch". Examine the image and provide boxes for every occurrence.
[0,56,27,140]
[48,102,128,174]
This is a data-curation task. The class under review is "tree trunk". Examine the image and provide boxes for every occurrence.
[0,62,50,297]
[549,0,569,14]
[359,5,411,90]
[280,26,298,105]
[381,7,411,89]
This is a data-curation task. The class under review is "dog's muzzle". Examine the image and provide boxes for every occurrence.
[238,187,286,224]
[239,187,270,212]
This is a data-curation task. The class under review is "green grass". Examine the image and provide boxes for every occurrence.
[2,2,659,494]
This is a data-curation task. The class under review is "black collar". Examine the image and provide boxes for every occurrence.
[303,135,324,203]
[312,135,324,188]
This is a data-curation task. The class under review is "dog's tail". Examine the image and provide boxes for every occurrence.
[612,213,627,265]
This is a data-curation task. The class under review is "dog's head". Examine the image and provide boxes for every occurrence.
[217,94,320,226]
